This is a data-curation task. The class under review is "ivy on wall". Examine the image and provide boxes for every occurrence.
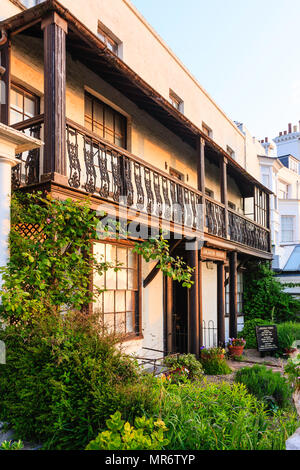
[0,192,193,323]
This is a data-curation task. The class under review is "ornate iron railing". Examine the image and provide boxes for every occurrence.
[11,115,43,190]
[228,209,269,252]
[66,120,203,230]
[205,198,227,238]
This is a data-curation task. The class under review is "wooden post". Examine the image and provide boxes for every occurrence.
[229,251,238,338]
[217,262,225,346]
[41,12,68,182]
[197,137,206,229]
[220,156,228,238]
[0,38,11,125]
[164,275,173,355]
[187,239,200,357]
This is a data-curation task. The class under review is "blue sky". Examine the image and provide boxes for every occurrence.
[131,0,300,142]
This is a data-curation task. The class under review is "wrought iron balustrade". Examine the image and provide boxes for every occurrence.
[205,199,226,238]
[228,210,269,252]
[11,115,43,190]
[66,121,203,229]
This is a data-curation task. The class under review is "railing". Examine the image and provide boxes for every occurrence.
[11,115,44,190]
[205,198,226,238]
[66,120,203,230]
[228,209,270,252]
[202,320,218,348]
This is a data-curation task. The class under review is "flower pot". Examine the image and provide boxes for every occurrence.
[228,345,244,357]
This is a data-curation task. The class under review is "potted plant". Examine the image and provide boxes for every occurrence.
[227,338,246,357]
[200,346,226,361]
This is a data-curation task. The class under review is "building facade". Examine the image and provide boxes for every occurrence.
[259,125,300,299]
[0,0,272,360]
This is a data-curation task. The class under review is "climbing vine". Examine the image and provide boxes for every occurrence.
[0,192,193,323]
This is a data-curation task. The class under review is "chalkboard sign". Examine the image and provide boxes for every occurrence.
[255,325,279,353]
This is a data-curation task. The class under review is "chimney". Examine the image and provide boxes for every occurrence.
[279,132,282,136]
[294,125,298,133]
[265,137,268,143]
[284,131,287,135]
[288,123,292,134]
[261,139,264,144]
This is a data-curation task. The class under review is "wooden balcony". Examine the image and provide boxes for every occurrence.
[11,116,271,254]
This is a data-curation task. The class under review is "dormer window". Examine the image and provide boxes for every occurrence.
[169,90,184,113]
[98,22,121,56]
[202,123,212,138]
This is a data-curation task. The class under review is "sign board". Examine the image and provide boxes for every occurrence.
[201,247,227,262]
[255,325,279,353]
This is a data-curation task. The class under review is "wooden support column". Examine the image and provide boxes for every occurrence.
[41,12,68,182]
[217,262,225,346]
[197,137,206,229]
[220,156,229,238]
[187,239,200,357]
[163,275,173,355]
[0,36,11,125]
[229,251,238,338]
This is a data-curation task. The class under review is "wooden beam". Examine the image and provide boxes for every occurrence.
[187,240,200,357]
[229,251,238,338]
[41,12,68,180]
[217,262,225,346]
[0,39,11,125]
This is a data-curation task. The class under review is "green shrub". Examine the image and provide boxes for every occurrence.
[159,381,299,450]
[0,312,158,450]
[163,354,204,381]
[238,318,270,349]
[284,354,300,391]
[0,440,23,451]
[235,365,293,411]
[200,358,232,375]
[86,411,169,450]
[243,262,300,323]
[277,322,300,355]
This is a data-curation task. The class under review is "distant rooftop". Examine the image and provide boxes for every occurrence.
[283,246,300,272]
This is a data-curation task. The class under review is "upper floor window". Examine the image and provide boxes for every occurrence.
[85,92,127,149]
[98,22,121,56]
[228,201,236,211]
[205,188,214,199]
[10,84,40,125]
[281,215,295,243]
[226,145,235,160]
[169,167,184,182]
[278,182,289,199]
[202,122,212,138]
[169,90,184,113]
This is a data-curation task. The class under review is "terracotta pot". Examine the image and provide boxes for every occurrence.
[228,345,244,357]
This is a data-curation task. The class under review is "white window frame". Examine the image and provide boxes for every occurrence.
[281,215,295,243]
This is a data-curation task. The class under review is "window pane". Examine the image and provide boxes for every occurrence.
[106,269,116,290]
[126,291,134,311]
[104,107,114,143]
[10,109,23,125]
[126,312,134,333]
[128,269,137,290]
[93,101,104,137]
[117,247,127,266]
[24,95,36,118]
[104,313,115,334]
[106,244,116,264]
[11,89,23,113]
[104,291,115,313]
[115,291,125,313]
[116,313,126,334]
[117,269,127,290]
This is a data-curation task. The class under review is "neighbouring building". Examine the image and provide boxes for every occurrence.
[259,126,300,299]
[0,0,273,361]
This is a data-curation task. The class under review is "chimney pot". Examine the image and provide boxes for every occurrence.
[288,123,292,133]
[265,137,268,143]
[279,132,282,136]
[293,125,297,133]
[284,131,287,135]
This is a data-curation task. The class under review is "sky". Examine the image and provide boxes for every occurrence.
[131,0,300,142]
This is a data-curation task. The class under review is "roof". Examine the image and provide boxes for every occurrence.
[283,246,300,272]
[1,0,272,195]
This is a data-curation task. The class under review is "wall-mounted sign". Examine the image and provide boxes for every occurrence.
[201,247,227,262]
[255,325,279,353]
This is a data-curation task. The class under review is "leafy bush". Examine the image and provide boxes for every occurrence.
[163,354,204,381]
[235,365,293,411]
[238,318,271,349]
[159,381,299,450]
[0,312,159,450]
[0,440,23,450]
[86,411,169,450]
[285,354,300,391]
[243,262,300,323]
[200,357,232,375]
[277,322,300,355]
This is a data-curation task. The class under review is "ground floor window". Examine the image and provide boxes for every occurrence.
[93,241,140,337]
[225,271,244,316]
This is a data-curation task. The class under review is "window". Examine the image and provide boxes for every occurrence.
[281,216,294,243]
[10,84,40,125]
[98,22,120,55]
[85,92,127,149]
[202,123,212,138]
[226,145,235,160]
[262,174,270,189]
[278,182,289,199]
[228,201,236,211]
[225,271,244,316]
[205,188,214,199]
[93,242,140,336]
[169,167,184,182]
[169,90,183,112]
